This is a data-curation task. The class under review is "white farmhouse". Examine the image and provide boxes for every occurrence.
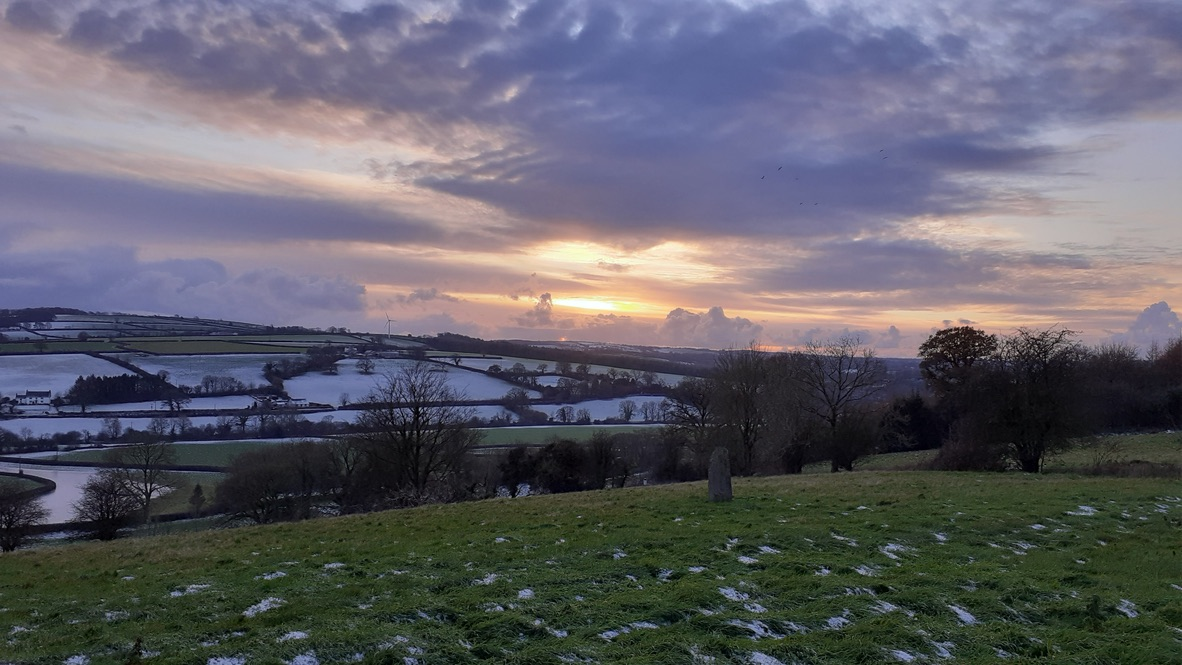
[15,390,52,405]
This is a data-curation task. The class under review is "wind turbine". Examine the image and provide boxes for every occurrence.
[384,312,394,336]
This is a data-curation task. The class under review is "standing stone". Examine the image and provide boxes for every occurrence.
[708,447,733,502]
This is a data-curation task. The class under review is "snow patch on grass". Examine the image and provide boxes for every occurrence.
[279,631,308,642]
[853,564,880,576]
[1116,599,1139,618]
[63,656,90,665]
[879,543,912,560]
[258,571,286,580]
[757,545,781,555]
[728,619,784,640]
[815,566,831,576]
[473,573,499,585]
[737,555,759,565]
[1066,505,1097,516]
[932,532,947,543]
[720,587,750,601]
[825,612,852,630]
[888,649,917,662]
[931,641,955,658]
[170,584,210,597]
[284,652,318,665]
[832,533,858,546]
[748,652,787,665]
[688,566,707,573]
[207,658,245,665]
[948,604,978,625]
[323,562,345,569]
[243,597,285,617]
[518,588,534,599]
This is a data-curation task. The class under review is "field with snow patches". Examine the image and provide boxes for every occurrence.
[2,472,1179,664]
[0,354,129,397]
[121,354,298,389]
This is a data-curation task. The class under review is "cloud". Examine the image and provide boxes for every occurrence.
[394,287,461,306]
[877,325,904,350]
[0,245,365,325]
[4,1,57,34]
[514,292,574,329]
[1113,301,1182,348]
[6,0,1180,249]
[658,306,763,349]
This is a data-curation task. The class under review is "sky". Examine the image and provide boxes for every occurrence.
[2,0,1181,355]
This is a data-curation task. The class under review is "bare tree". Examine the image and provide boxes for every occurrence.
[105,438,177,523]
[713,345,771,475]
[795,335,885,471]
[73,469,139,540]
[618,400,637,422]
[355,363,482,503]
[216,449,295,524]
[0,479,50,552]
[356,357,376,375]
[663,377,720,472]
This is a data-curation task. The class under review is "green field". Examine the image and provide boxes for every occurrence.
[0,473,45,493]
[119,339,311,355]
[2,470,1180,664]
[477,424,659,446]
[0,341,122,355]
[1046,431,1182,470]
[56,442,283,468]
[53,428,659,467]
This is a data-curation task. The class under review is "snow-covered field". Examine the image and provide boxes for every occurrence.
[538,396,667,422]
[55,396,256,413]
[0,354,129,398]
[283,359,538,404]
[121,354,292,388]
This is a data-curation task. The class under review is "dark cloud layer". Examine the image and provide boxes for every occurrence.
[6,0,1181,246]
[0,162,450,247]
[0,244,366,324]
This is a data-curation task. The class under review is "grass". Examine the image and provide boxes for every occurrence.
[1,470,1180,664]
[1046,431,1182,471]
[0,473,44,493]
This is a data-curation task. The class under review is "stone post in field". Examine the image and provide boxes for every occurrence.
[708,446,733,502]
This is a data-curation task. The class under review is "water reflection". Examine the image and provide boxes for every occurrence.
[0,461,94,524]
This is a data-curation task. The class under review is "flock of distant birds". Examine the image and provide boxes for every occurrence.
[758,149,890,206]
